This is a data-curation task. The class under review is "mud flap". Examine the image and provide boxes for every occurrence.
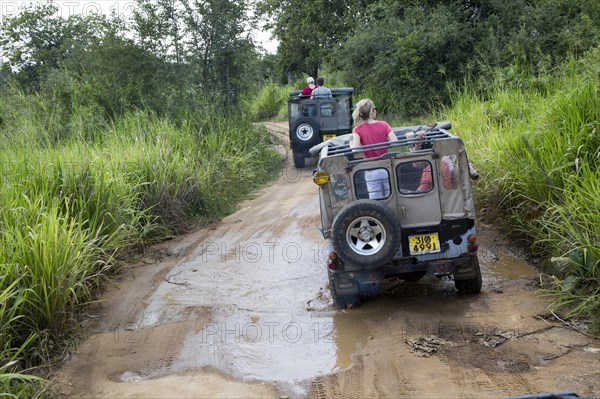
[453,256,478,279]
[332,271,384,295]
[331,273,359,295]
[356,271,384,297]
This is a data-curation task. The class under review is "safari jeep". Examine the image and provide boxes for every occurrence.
[310,122,482,308]
[288,88,354,168]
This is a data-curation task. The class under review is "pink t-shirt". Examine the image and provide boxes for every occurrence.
[354,121,393,158]
[418,164,433,192]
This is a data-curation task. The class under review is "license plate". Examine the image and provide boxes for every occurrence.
[322,134,336,141]
[409,233,441,255]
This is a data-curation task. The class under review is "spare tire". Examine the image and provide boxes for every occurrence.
[290,118,320,147]
[332,200,401,267]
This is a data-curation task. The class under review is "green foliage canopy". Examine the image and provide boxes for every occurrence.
[257,0,369,81]
[264,0,600,116]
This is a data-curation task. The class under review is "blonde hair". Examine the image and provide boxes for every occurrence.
[352,99,375,128]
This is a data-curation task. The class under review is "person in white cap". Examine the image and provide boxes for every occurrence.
[301,77,317,97]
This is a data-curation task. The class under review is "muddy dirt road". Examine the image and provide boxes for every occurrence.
[54,122,600,398]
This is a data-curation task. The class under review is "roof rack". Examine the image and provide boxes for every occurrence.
[288,87,354,99]
[327,129,453,157]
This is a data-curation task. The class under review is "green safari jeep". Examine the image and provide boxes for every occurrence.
[287,88,354,168]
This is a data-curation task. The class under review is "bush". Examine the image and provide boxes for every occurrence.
[251,82,291,121]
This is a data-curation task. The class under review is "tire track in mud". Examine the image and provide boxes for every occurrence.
[147,317,190,378]
[307,351,418,399]
[307,354,365,399]
[437,353,537,399]
[370,356,415,399]
[98,260,177,332]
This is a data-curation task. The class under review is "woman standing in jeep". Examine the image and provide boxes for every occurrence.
[350,99,398,199]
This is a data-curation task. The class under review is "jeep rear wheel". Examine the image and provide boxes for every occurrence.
[291,118,320,147]
[332,200,401,267]
[292,149,305,168]
[454,256,482,294]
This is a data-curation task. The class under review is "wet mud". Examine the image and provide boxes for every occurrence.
[53,123,600,398]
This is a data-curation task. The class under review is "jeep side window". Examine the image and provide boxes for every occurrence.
[290,103,300,119]
[441,155,459,190]
[354,168,391,200]
[396,161,434,194]
[320,103,335,117]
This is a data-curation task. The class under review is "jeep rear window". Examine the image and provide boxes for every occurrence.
[396,161,434,194]
[354,168,391,200]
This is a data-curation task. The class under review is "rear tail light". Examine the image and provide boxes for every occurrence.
[467,235,478,252]
[328,252,338,270]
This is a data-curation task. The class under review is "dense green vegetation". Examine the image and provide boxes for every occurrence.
[1,0,599,395]
[446,48,600,334]
[262,0,600,118]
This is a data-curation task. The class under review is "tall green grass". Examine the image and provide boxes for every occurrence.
[444,48,600,330]
[0,95,283,393]
[249,81,292,121]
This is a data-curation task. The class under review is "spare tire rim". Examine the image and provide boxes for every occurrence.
[346,216,386,256]
[296,123,314,141]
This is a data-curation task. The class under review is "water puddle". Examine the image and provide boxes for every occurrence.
[483,252,537,284]
[128,218,370,395]
[123,215,538,395]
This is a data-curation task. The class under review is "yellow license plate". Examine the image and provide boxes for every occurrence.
[409,233,441,255]
[322,134,336,141]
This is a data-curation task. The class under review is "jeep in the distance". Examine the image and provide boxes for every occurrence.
[310,122,482,308]
[287,88,354,168]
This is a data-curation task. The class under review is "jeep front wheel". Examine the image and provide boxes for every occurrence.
[290,118,320,147]
[332,200,401,267]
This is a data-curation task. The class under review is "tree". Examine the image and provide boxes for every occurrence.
[132,0,257,103]
[335,1,476,115]
[257,0,367,81]
[0,3,115,89]
[133,0,183,64]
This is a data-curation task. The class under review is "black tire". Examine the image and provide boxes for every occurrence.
[332,200,401,267]
[399,271,427,282]
[290,118,320,147]
[328,270,361,309]
[454,256,482,294]
[292,150,305,168]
